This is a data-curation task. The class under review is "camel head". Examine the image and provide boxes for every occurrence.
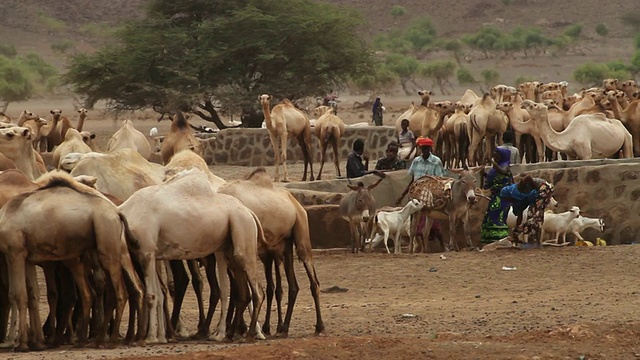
[633,91,640,101]
[78,108,88,117]
[431,101,455,115]
[520,99,547,114]
[258,94,273,106]
[417,90,433,105]
[0,127,31,141]
[21,110,39,121]
[80,131,96,146]
[620,80,638,93]
[313,105,332,117]
[603,78,618,91]
[495,101,513,113]
[50,109,62,120]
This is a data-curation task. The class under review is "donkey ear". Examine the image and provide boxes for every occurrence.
[347,184,359,191]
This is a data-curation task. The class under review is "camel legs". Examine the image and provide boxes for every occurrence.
[316,139,328,181]
[300,257,324,334]
[279,134,289,182]
[267,132,285,182]
[7,251,30,352]
[211,251,230,341]
[0,255,8,343]
[194,255,220,339]
[278,245,299,337]
[261,255,275,335]
[168,260,204,338]
[298,135,315,181]
[332,138,341,178]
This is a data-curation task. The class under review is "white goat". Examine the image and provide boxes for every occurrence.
[540,206,581,244]
[506,196,560,229]
[368,199,424,254]
[562,216,605,244]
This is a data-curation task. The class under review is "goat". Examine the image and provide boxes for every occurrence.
[562,216,605,244]
[368,199,424,254]
[540,206,581,244]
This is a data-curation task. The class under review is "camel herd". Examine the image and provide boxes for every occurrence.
[0,108,323,352]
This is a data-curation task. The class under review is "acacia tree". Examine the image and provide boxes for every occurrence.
[64,0,373,128]
[421,60,456,95]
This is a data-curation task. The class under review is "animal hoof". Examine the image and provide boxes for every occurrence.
[15,344,30,352]
[209,332,225,342]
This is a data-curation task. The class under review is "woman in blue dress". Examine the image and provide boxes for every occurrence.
[480,148,514,244]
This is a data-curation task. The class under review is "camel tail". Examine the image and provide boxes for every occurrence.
[250,210,269,254]
[119,212,141,251]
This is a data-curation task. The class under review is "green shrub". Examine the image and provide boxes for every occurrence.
[390,5,406,18]
[50,39,75,54]
[481,69,500,85]
[0,44,16,58]
[595,23,609,37]
[457,67,476,85]
[36,10,67,33]
[562,23,583,40]
[573,62,610,84]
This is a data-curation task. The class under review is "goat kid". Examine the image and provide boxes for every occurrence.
[562,216,605,243]
[540,206,581,244]
[369,199,424,254]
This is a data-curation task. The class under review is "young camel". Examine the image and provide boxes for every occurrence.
[218,167,324,336]
[259,94,314,182]
[60,108,88,140]
[159,111,203,164]
[0,171,144,351]
[119,169,265,343]
[313,106,345,180]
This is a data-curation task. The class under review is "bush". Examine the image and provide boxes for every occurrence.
[457,67,476,85]
[0,44,16,58]
[481,69,500,85]
[573,62,610,85]
[79,22,119,38]
[36,10,67,33]
[562,23,583,41]
[51,39,75,54]
[595,23,609,37]
[390,5,406,18]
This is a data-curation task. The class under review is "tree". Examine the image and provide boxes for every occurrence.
[64,0,373,128]
[350,63,397,96]
[573,62,610,85]
[402,17,438,53]
[390,5,406,19]
[421,60,456,95]
[0,56,33,112]
[383,54,421,95]
[480,69,499,91]
[456,67,477,86]
[442,39,464,65]
[463,27,504,59]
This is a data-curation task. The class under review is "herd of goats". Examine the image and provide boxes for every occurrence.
[0,77,635,353]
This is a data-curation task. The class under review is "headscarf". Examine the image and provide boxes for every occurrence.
[372,97,381,113]
[485,148,512,185]
[416,137,433,147]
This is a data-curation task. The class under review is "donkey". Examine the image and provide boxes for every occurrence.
[338,174,385,253]
[410,167,484,253]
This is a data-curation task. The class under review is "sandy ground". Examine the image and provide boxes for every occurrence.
[4,246,640,359]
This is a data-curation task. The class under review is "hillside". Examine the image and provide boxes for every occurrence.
[0,0,637,95]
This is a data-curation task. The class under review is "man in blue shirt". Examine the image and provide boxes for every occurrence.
[396,136,446,248]
[346,139,384,178]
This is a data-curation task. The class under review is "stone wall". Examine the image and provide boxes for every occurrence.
[200,126,397,166]
[284,159,640,249]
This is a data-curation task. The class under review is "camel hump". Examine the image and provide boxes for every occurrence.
[245,167,274,187]
[35,170,99,197]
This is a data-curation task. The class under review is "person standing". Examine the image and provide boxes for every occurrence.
[371,97,384,126]
[497,130,520,165]
[396,137,446,246]
[480,148,514,245]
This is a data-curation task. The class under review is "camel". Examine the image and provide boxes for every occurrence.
[405,97,454,149]
[490,84,517,103]
[442,102,471,168]
[16,111,47,149]
[60,108,88,140]
[620,80,638,100]
[52,128,93,169]
[218,167,324,336]
[0,112,12,123]
[467,93,509,165]
[159,111,203,164]
[606,92,640,155]
[81,131,97,150]
[0,127,45,180]
[460,88,480,108]
[0,171,144,351]
[165,149,226,189]
[107,119,152,159]
[39,109,67,152]
[259,94,315,182]
[16,110,39,126]
[603,78,618,92]
[313,106,345,180]
[119,168,265,343]
[518,81,541,101]
[521,100,633,160]
[496,97,547,163]
[66,148,165,200]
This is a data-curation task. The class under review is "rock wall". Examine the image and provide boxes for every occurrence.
[200,126,397,166]
[284,159,640,249]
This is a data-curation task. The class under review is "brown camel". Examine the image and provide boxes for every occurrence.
[159,111,203,164]
[39,109,68,152]
[0,127,45,180]
[313,106,345,180]
[0,171,144,351]
[218,167,324,336]
[259,94,314,182]
[606,92,640,155]
[60,108,88,140]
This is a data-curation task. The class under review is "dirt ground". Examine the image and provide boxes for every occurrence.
[4,246,640,359]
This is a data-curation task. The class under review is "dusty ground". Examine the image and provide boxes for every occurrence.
[4,246,640,359]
